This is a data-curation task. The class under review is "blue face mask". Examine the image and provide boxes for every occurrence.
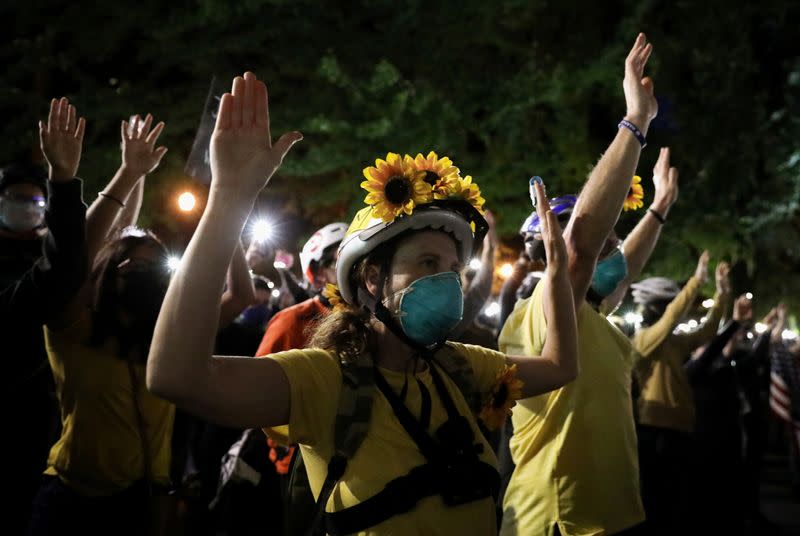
[386,272,464,347]
[591,248,628,298]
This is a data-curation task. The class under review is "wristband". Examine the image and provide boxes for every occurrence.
[99,191,126,208]
[648,208,666,224]
[618,119,647,148]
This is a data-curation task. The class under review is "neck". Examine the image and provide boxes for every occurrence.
[371,319,427,373]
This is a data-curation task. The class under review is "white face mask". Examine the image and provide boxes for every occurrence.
[0,196,46,232]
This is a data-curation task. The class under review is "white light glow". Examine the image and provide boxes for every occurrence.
[469,259,482,271]
[273,261,287,269]
[499,263,513,279]
[624,312,643,325]
[177,192,196,212]
[484,302,501,318]
[745,292,754,300]
[783,330,799,341]
[676,323,691,333]
[702,299,715,309]
[251,220,273,243]
[747,332,754,340]
[754,323,768,334]
[271,289,281,298]
[166,256,181,271]
[688,319,698,329]
[267,281,275,289]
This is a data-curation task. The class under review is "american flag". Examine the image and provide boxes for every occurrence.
[770,342,800,452]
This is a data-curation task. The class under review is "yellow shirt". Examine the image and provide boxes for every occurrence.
[266,342,507,535]
[499,282,644,536]
[44,312,175,496]
[633,278,727,433]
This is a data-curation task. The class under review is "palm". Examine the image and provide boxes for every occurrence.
[40,97,86,180]
[120,114,167,176]
[624,34,658,122]
[210,72,302,197]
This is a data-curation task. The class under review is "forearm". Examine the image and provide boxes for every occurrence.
[453,248,494,336]
[218,240,257,329]
[86,166,142,263]
[110,178,143,234]
[511,270,578,397]
[685,320,740,382]
[565,121,648,273]
[147,190,253,398]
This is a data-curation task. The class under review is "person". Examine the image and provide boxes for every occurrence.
[499,34,665,536]
[147,71,578,535]
[3,97,88,535]
[630,253,730,534]
[685,295,774,533]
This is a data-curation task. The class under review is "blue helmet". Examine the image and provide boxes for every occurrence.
[519,194,578,235]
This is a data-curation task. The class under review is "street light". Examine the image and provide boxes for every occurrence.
[178,192,196,212]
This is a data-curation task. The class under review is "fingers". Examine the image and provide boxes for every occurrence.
[271,131,303,164]
[243,71,256,126]
[47,98,57,132]
[145,121,165,145]
[38,120,46,146]
[67,104,76,133]
[264,83,272,143]
[668,166,679,183]
[255,79,268,130]
[231,76,245,128]
[138,114,153,140]
[641,76,655,96]
[153,146,169,164]
[121,120,130,142]
[626,33,646,64]
[215,93,233,131]
[58,97,68,130]
[75,117,86,141]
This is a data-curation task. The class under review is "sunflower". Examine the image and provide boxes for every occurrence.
[478,364,524,431]
[451,175,486,214]
[623,175,645,212]
[361,152,432,222]
[404,151,461,199]
[322,283,345,312]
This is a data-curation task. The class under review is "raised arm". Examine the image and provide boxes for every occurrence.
[85,115,166,265]
[453,210,497,337]
[564,33,658,309]
[1,98,87,324]
[677,261,731,352]
[508,182,578,397]
[147,72,303,429]
[218,240,257,329]
[110,177,144,234]
[601,147,679,314]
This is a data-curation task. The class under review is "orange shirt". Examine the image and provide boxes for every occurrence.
[255,296,328,356]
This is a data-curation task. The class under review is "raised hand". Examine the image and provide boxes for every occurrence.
[533,181,567,276]
[120,114,167,177]
[715,261,731,295]
[694,251,710,284]
[210,72,302,200]
[652,147,679,210]
[733,294,753,323]
[39,97,86,181]
[483,209,498,250]
[623,33,658,129]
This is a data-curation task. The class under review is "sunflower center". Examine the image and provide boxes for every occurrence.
[424,170,439,186]
[384,175,412,204]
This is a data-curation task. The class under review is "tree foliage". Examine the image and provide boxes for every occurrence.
[2,0,798,310]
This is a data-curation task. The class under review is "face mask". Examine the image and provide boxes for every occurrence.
[591,248,628,298]
[0,197,45,232]
[384,272,464,347]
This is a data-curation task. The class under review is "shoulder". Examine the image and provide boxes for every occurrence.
[267,348,342,383]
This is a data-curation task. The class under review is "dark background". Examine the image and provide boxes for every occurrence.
[2,0,799,315]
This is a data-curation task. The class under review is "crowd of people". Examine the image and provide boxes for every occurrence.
[3,33,799,535]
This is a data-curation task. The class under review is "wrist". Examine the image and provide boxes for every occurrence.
[118,165,146,180]
[650,198,672,217]
[49,165,75,182]
[622,114,651,137]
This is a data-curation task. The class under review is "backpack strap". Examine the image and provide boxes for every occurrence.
[433,343,483,415]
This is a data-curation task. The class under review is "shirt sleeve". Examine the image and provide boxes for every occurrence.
[264,349,341,450]
[632,276,702,359]
[447,342,509,397]
[675,291,729,355]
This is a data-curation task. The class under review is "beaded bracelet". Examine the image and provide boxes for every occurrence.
[618,119,647,148]
[99,191,126,208]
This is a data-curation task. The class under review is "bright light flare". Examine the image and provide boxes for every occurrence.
[484,302,501,318]
[166,256,181,272]
[273,261,287,269]
[783,330,798,341]
[499,263,513,279]
[251,220,273,243]
[754,323,768,334]
[469,259,482,271]
[745,292,754,300]
[177,192,196,212]
[624,312,643,325]
[702,299,715,309]
[271,289,281,298]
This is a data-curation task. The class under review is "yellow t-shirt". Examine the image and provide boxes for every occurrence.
[498,282,644,536]
[44,312,175,496]
[266,342,507,535]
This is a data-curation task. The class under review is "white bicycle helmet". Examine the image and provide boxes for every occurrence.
[299,222,348,285]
